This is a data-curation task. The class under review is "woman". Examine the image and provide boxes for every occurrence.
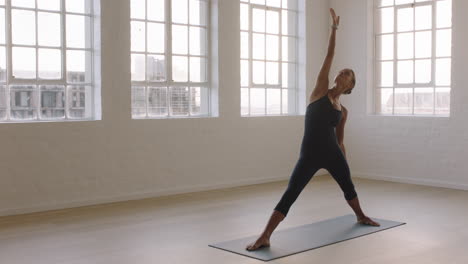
[246,8,380,251]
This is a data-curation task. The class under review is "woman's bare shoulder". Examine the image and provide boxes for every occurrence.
[309,89,329,104]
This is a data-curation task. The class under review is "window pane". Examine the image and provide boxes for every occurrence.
[39,49,62,80]
[436,29,451,57]
[131,86,146,118]
[189,0,207,26]
[131,54,145,81]
[266,62,278,85]
[65,0,91,14]
[378,0,393,7]
[190,57,206,82]
[282,0,297,10]
[240,4,249,31]
[376,88,393,114]
[169,87,189,116]
[10,85,37,120]
[67,15,90,49]
[241,88,249,115]
[38,0,61,11]
[148,87,168,117]
[172,0,188,24]
[397,7,413,32]
[189,27,206,56]
[394,88,412,114]
[379,61,393,87]
[266,10,279,34]
[131,0,146,19]
[266,88,280,115]
[380,7,394,33]
[282,36,296,62]
[12,0,35,8]
[414,87,433,115]
[147,54,166,81]
[131,21,146,52]
[397,60,413,84]
[13,47,36,79]
[241,60,249,87]
[172,25,188,54]
[282,89,294,114]
[250,88,265,115]
[266,35,279,61]
[147,22,165,53]
[67,50,91,83]
[148,0,165,22]
[282,63,295,88]
[377,34,393,60]
[252,8,265,33]
[172,56,188,82]
[395,0,413,5]
[267,0,281,8]
[0,86,6,120]
[241,32,249,59]
[12,10,36,45]
[436,0,452,28]
[252,33,265,60]
[39,12,61,47]
[415,59,431,84]
[435,87,450,115]
[252,61,265,84]
[0,47,5,82]
[415,31,431,58]
[0,9,5,44]
[415,5,432,30]
[190,86,208,115]
[397,33,413,59]
[282,10,296,36]
[68,86,91,119]
[436,58,451,85]
[40,85,65,119]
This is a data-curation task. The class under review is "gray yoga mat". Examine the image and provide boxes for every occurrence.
[209,214,406,261]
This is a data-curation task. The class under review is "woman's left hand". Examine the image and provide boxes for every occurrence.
[330,8,340,27]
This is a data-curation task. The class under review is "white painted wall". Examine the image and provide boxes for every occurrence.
[329,0,468,190]
[0,0,331,217]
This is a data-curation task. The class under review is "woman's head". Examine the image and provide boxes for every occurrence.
[333,68,356,94]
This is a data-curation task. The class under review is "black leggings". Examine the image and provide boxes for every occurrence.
[274,150,357,217]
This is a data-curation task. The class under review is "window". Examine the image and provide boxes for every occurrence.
[130,0,210,118]
[374,0,452,116]
[0,0,97,122]
[240,0,298,116]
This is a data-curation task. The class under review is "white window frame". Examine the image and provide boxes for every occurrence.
[130,0,211,119]
[373,0,452,116]
[0,0,98,123]
[240,0,299,117]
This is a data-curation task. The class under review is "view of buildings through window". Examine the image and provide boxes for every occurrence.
[375,0,452,115]
[130,0,209,118]
[0,0,95,122]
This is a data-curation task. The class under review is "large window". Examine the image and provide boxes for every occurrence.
[240,0,298,116]
[375,0,451,116]
[131,0,210,119]
[0,0,97,122]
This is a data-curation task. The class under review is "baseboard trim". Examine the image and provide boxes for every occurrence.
[354,172,468,191]
[0,172,329,217]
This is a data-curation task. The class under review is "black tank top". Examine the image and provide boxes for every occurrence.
[300,91,342,157]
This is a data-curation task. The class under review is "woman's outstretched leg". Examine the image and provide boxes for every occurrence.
[245,209,285,251]
[325,153,380,226]
[246,157,320,251]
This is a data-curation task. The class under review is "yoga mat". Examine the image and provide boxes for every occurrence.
[209,214,406,261]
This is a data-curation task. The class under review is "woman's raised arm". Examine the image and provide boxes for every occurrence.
[310,8,340,101]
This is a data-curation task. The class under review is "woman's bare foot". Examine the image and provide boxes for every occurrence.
[357,215,380,226]
[245,236,271,251]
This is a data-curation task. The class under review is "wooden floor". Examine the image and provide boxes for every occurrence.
[1,175,467,264]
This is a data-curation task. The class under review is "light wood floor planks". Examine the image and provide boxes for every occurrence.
[1,175,467,264]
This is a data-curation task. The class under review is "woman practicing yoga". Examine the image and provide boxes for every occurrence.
[246,8,380,251]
